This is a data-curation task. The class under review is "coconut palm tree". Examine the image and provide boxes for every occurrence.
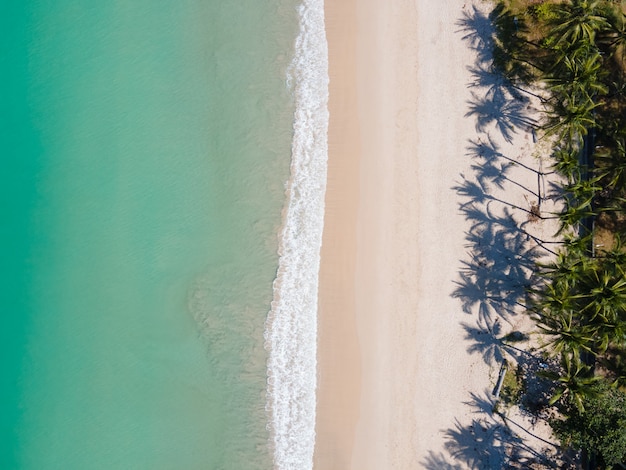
[544,93,600,142]
[541,3,610,148]
[545,0,611,51]
[593,319,626,355]
[551,144,585,179]
[577,258,626,325]
[542,169,601,235]
[560,232,595,255]
[536,246,590,289]
[540,353,602,412]
[555,198,597,236]
[534,308,596,357]
[532,250,597,358]
[563,171,603,197]
[545,49,608,103]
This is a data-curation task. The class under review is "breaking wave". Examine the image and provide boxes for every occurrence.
[264,0,328,468]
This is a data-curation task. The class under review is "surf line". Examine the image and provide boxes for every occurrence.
[264,0,329,469]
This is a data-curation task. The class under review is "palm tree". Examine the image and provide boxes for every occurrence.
[490,3,544,82]
[540,353,602,412]
[535,247,590,290]
[554,198,597,236]
[551,144,584,179]
[542,169,601,235]
[560,232,594,255]
[544,49,608,103]
[534,308,596,357]
[545,0,611,51]
[544,93,600,142]
[541,2,610,147]
[533,238,626,356]
[563,171,602,197]
[532,251,597,358]
[593,319,626,355]
[576,256,626,327]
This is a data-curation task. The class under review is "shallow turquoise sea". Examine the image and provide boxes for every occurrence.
[1,1,298,468]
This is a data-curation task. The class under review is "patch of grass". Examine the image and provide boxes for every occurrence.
[499,0,562,17]
[500,363,525,406]
[533,2,560,21]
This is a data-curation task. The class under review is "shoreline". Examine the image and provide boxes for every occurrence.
[316,0,555,468]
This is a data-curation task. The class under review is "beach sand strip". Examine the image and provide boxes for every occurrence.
[316,1,559,468]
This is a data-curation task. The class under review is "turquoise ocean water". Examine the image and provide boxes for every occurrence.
[1,1,328,469]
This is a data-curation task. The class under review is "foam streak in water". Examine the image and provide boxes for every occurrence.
[264,0,328,469]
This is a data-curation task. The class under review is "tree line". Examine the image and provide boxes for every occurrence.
[492,0,626,467]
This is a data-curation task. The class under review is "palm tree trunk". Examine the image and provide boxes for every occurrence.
[509,82,548,103]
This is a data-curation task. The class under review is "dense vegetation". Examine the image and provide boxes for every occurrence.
[491,0,626,467]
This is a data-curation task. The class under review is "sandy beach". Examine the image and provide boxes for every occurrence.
[315,0,560,468]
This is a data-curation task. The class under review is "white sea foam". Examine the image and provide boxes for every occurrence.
[264,0,328,469]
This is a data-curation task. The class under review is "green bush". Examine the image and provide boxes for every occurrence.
[532,3,559,22]
[551,383,626,468]
[500,364,525,405]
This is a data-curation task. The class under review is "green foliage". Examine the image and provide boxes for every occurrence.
[533,2,559,23]
[545,97,600,142]
[489,1,626,464]
[551,382,626,467]
[551,144,585,178]
[534,309,596,356]
[539,353,602,412]
[500,364,525,405]
[533,248,626,356]
[544,0,611,49]
[546,48,608,100]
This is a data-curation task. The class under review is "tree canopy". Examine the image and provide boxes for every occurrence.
[551,383,626,468]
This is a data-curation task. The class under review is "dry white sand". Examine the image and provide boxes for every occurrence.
[316,0,563,468]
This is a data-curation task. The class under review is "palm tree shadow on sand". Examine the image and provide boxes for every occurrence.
[451,6,556,351]
[422,391,566,469]
[426,6,572,469]
[451,200,539,325]
[458,6,538,144]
